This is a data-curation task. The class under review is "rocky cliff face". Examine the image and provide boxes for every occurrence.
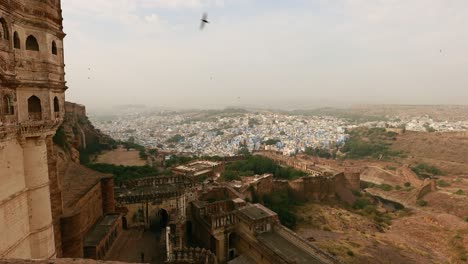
[54,102,113,163]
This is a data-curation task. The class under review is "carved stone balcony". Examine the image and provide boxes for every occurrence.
[18,119,61,136]
[0,119,61,141]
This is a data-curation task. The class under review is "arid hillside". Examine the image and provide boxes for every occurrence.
[350,105,468,121]
[291,105,468,121]
[392,131,468,164]
[391,131,468,175]
[293,128,468,263]
[293,201,467,264]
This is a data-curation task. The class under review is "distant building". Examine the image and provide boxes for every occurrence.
[173,160,225,181]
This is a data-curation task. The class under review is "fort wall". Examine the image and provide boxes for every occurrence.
[60,182,103,258]
[233,219,278,264]
[64,102,86,117]
[60,212,83,258]
[0,0,66,259]
[0,131,59,259]
[256,151,360,203]
[46,137,63,257]
[255,176,273,197]
[0,140,27,202]
[75,183,104,237]
[100,177,115,214]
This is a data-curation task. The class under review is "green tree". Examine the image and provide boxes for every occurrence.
[238,147,251,157]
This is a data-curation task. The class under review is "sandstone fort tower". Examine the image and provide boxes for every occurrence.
[0,0,65,259]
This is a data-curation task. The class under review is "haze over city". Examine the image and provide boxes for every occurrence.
[2,0,468,263]
[62,0,468,110]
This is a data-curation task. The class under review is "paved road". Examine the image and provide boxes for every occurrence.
[105,229,165,263]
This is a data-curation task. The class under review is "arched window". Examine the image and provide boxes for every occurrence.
[25,35,39,51]
[13,31,20,49]
[51,40,57,55]
[53,96,59,112]
[28,95,42,120]
[0,18,9,40]
[3,95,14,115]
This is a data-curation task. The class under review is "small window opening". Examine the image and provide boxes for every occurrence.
[52,40,57,55]
[53,96,60,112]
[13,31,20,49]
[26,35,39,51]
[3,95,14,115]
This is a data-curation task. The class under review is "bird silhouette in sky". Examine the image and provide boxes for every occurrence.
[200,13,209,30]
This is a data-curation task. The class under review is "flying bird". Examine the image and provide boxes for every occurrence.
[200,13,209,30]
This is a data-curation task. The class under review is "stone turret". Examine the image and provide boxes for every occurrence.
[0,0,66,259]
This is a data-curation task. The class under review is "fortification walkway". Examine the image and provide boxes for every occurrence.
[105,229,164,263]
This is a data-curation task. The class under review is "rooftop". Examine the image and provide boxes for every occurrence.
[61,162,111,213]
[238,204,276,221]
[173,160,222,173]
[84,214,120,247]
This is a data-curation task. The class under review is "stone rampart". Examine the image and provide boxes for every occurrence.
[64,102,86,117]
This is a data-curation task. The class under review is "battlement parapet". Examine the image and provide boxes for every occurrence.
[64,102,86,117]
[115,191,184,205]
[203,200,235,214]
[168,247,217,264]
[121,175,194,189]
[208,211,237,229]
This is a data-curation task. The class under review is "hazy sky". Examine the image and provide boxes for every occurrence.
[62,0,468,110]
